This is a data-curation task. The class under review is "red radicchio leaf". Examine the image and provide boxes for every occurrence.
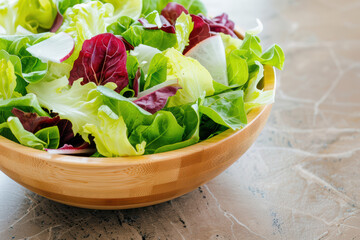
[50,11,64,33]
[199,13,237,38]
[161,2,189,25]
[69,33,129,93]
[183,14,211,54]
[133,68,141,97]
[138,16,176,34]
[134,86,180,114]
[11,108,82,148]
[212,13,235,31]
[12,108,60,133]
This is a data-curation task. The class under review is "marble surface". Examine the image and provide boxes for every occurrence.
[1,0,360,239]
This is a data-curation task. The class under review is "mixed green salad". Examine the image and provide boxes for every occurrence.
[0,0,284,157]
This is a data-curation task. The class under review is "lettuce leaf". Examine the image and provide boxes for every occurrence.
[174,12,194,53]
[239,33,285,70]
[130,44,161,76]
[26,76,108,140]
[34,126,60,149]
[164,48,214,107]
[0,117,47,150]
[144,53,168,90]
[244,62,274,113]
[128,111,184,154]
[84,105,145,157]
[107,13,177,51]
[0,33,55,84]
[157,99,201,153]
[0,0,57,35]
[0,58,18,100]
[58,1,115,65]
[220,32,242,55]
[199,90,247,130]
[0,93,49,123]
[227,49,248,87]
[142,0,207,16]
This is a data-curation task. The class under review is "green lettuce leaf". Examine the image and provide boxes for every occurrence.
[239,33,285,70]
[174,12,194,53]
[227,49,249,87]
[1,117,46,150]
[84,105,146,157]
[0,33,54,84]
[0,0,57,35]
[129,111,184,154]
[164,48,214,107]
[142,0,207,16]
[244,62,274,113]
[0,93,49,123]
[107,13,177,51]
[199,90,247,130]
[97,86,154,132]
[0,58,18,100]
[144,53,168,90]
[156,99,201,153]
[34,126,60,149]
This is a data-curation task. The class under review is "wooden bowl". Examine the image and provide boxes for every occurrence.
[0,65,275,210]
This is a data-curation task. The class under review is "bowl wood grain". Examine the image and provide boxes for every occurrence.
[0,65,275,209]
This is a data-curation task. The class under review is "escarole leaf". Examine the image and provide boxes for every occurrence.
[0,0,57,35]
[101,0,142,20]
[164,48,214,107]
[26,76,110,141]
[84,105,145,157]
[69,33,129,93]
[58,1,115,64]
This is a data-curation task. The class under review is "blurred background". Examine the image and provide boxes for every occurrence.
[1,0,359,239]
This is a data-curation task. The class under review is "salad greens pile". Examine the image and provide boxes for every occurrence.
[0,0,284,157]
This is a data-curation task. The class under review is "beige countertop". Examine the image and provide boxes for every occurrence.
[1,0,360,239]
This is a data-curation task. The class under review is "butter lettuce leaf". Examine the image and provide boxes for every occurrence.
[0,0,57,35]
